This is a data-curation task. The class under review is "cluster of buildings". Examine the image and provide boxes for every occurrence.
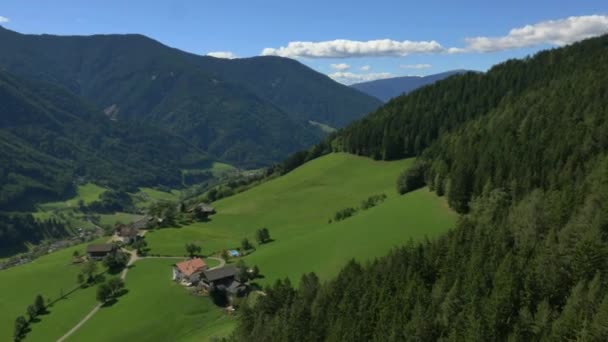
[172,258,247,297]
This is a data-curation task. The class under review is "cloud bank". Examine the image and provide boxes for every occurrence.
[261,15,608,59]
[329,71,393,85]
[464,15,608,52]
[206,51,238,59]
[261,39,444,58]
[0,16,9,23]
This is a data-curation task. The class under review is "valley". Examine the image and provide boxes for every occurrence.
[1,6,607,341]
[0,153,454,342]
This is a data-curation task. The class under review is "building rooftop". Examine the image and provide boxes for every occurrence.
[86,243,115,253]
[175,258,207,277]
[203,264,237,282]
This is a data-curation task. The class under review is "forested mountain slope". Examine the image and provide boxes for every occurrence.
[0,70,209,210]
[0,26,380,167]
[231,35,608,341]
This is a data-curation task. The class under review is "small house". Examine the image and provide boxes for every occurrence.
[201,265,247,296]
[86,243,116,260]
[189,203,216,219]
[173,258,208,284]
[115,225,140,244]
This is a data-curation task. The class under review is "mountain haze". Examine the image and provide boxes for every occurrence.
[351,70,469,102]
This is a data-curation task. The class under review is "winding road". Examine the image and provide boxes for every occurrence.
[56,249,225,342]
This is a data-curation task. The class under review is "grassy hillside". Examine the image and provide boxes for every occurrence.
[0,240,104,342]
[146,153,456,283]
[68,259,234,342]
[1,153,454,341]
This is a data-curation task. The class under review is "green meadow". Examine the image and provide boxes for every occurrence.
[2,153,455,341]
[0,239,104,342]
[146,153,456,283]
[68,259,234,342]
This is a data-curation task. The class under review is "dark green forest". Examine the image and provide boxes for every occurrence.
[230,35,608,341]
[0,69,211,210]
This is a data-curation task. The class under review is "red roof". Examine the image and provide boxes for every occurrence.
[175,258,207,277]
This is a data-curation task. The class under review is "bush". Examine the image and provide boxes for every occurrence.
[396,162,427,194]
[334,207,358,222]
[360,194,387,210]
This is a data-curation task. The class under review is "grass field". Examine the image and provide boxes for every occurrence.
[38,183,107,211]
[146,153,456,284]
[139,187,181,202]
[97,212,144,228]
[0,239,105,342]
[68,259,234,342]
[3,153,456,341]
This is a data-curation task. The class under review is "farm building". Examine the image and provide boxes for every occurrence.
[189,203,216,219]
[115,225,140,244]
[173,258,208,285]
[86,243,116,260]
[201,265,246,296]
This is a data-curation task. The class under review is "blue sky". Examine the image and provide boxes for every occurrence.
[1,0,607,84]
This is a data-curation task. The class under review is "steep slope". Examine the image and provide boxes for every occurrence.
[145,153,455,281]
[232,35,608,342]
[0,70,209,209]
[0,26,380,166]
[351,70,468,102]
[196,56,382,127]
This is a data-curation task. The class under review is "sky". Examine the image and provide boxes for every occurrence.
[1,0,607,84]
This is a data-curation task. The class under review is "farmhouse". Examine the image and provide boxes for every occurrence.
[172,258,208,284]
[201,264,247,296]
[189,203,216,219]
[115,225,140,244]
[86,243,116,260]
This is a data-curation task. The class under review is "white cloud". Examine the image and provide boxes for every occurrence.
[360,65,371,71]
[400,63,432,69]
[206,51,238,59]
[0,16,10,23]
[330,63,351,71]
[261,39,444,58]
[329,71,393,85]
[463,15,608,52]
[261,15,608,60]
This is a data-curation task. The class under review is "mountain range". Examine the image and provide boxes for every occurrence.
[351,70,469,102]
[0,26,381,168]
[0,26,381,207]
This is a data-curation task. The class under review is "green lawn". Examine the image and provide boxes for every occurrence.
[210,161,236,177]
[38,183,106,211]
[139,187,181,202]
[68,259,234,342]
[97,212,144,228]
[0,239,105,342]
[146,153,456,284]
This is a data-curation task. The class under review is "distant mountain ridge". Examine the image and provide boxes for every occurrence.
[0,26,381,167]
[351,70,470,102]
